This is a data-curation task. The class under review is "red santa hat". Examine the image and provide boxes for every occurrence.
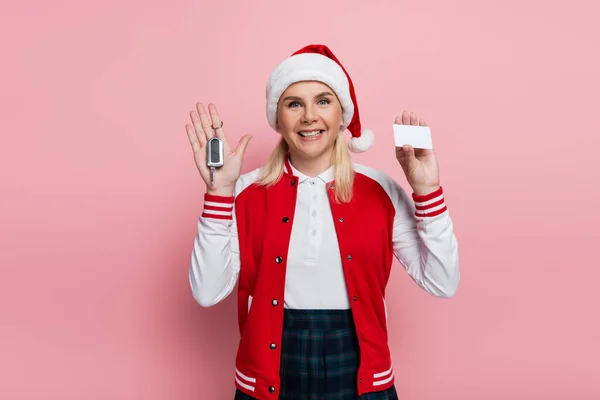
[265,44,374,153]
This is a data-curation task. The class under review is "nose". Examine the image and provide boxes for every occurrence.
[301,104,317,124]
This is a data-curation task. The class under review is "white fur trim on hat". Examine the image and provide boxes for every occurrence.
[348,128,374,153]
[266,53,354,131]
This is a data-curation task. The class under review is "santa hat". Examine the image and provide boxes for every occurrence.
[265,44,374,153]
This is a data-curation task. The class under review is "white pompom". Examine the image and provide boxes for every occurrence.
[348,129,374,153]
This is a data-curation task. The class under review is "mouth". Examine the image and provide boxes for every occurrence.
[297,130,324,138]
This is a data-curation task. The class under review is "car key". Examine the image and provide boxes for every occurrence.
[206,136,224,185]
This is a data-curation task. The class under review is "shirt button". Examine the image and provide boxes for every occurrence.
[339,217,344,222]
[359,378,363,384]
[282,217,289,223]
[272,299,279,306]
[275,256,283,263]
[309,180,315,185]
[346,255,352,260]
[269,386,275,393]
[353,296,357,301]
[329,184,335,189]
[270,343,277,349]
[291,179,297,186]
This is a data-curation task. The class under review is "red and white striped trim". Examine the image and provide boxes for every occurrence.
[202,193,234,220]
[373,365,394,386]
[235,368,256,392]
[412,186,447,218]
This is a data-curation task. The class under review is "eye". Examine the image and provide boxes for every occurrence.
[318,98,331,106]
[288,101,301,108]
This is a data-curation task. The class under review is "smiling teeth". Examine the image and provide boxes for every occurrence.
[299,130,322,137]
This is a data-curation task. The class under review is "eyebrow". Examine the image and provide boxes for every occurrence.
[282,92,335,102]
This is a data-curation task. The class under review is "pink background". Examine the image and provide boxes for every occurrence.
[1,0,599,398]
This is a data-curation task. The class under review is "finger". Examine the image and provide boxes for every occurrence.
[402,144,415,156]
[394,115,402,124]
[234,134,253,157]
[396,145,418,173]
[190,111,207,148]
[196,103,214,142]
[419,117,427,127]
[410,112,418,126]
[186,124,202,154]
[402,110,410,125]
[395,144,414,160]
[208,104,231,150]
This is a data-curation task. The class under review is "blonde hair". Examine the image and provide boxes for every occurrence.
[256,133,355,203]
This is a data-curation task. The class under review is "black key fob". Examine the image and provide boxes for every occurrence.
[207,137,224,168]
[207,137,224,185]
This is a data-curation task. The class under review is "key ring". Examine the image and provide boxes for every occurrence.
[211,121,223,130]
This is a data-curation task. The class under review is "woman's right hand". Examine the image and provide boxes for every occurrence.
[186,103,252,196]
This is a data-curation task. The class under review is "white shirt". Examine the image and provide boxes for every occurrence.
[284,162,350,309]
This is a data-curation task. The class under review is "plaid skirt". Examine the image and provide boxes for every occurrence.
[234,309,398,400]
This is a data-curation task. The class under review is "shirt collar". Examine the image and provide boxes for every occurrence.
[287,158,335,184]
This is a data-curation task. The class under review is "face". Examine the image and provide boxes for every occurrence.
[276,81,344,164]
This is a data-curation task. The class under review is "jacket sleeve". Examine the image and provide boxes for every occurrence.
[390,184,460,298]
[188,183,242,307]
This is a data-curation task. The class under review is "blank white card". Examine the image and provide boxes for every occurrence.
[393,124,433,149]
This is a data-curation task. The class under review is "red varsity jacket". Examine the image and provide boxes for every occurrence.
[190,160,460,399]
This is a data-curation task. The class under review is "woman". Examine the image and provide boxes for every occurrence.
[186,44,460,400]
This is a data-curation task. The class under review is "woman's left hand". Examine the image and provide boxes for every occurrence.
[395,111,441,195]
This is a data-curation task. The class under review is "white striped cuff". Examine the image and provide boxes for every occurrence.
[202,193,234,220]
[412,186,447,218]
